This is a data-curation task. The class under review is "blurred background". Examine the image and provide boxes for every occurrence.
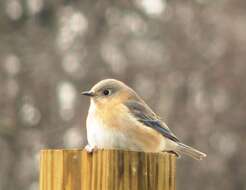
[0,0,246,189]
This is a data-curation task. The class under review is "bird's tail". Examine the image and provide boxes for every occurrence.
[176,143,206,160]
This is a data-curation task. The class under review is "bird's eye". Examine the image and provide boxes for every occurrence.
[103,89,111,96]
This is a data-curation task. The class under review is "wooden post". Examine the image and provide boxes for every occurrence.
[40,149,176,190]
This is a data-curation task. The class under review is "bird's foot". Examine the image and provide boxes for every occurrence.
[85,144,97,153]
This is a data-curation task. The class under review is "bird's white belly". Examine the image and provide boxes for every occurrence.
[86,112,129,149]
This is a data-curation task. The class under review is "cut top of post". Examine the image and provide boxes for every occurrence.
[40,149,176,190]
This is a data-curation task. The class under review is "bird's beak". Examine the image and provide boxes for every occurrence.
[81,91,95,97]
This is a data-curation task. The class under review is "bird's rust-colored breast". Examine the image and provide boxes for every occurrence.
[95,101,127,129]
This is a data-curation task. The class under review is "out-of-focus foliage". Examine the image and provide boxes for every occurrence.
[0,0,246,189]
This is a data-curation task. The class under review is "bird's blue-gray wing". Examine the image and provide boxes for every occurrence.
[124,100,180,142]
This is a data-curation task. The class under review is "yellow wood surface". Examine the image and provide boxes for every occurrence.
[40,149,176,190]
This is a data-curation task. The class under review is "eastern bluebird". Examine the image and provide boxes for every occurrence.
[82,79,206,160]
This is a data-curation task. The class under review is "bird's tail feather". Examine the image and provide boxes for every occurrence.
[176,143,206,160]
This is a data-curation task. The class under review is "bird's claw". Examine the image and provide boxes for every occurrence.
[85,144,96,153]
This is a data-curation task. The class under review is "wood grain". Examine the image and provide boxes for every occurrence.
[40,149,176,190]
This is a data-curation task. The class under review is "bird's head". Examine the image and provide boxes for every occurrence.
[81,79,136,106]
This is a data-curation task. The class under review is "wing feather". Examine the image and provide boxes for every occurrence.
[124,100,180,142]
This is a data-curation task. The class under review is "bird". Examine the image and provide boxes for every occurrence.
[82,79,206,160]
